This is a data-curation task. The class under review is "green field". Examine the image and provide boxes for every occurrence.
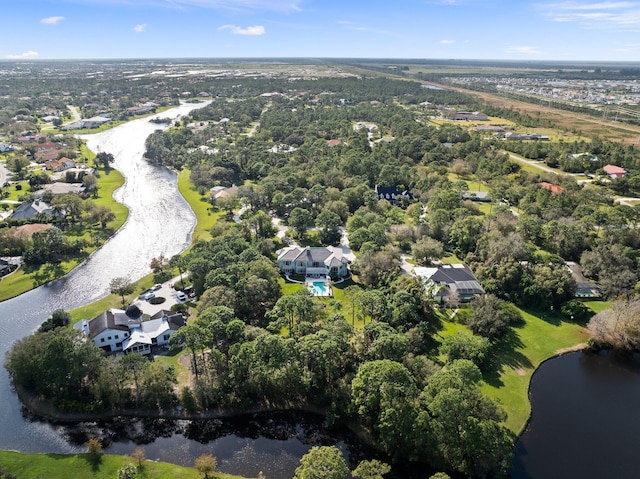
[178,169,223,245]
[0,450,244,479]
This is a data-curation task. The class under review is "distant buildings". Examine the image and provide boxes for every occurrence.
[374,185,414,204]
[445,111,489,121]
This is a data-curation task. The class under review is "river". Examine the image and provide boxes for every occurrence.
[0,103,204,455]
[0,103,376,479]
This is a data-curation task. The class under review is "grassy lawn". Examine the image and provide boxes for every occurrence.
[178,169,223,245]
[0,450,244,479]
[0,168,127,302]
[480,307,588,433]
[439,252,463,264]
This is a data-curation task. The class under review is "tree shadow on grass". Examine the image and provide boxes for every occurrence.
[30,262,65,286]
[82,453,103,473]
[483,327,533,388]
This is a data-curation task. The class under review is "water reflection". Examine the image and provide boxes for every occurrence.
[35,412,376,479]
[511,350,640,479]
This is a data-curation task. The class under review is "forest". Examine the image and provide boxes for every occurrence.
[6,65,640,478]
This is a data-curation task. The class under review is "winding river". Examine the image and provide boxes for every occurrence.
[0,103,375,479]
[3,105,640,479]
[0,103,203,454]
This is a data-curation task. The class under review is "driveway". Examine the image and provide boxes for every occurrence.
[133,276,191,317]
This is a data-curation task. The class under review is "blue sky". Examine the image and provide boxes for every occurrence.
[4,0,640,61]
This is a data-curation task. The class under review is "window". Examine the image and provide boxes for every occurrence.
[101,338,105,343]
[107,336,112,340]
[164,334,170,341]
[124,332,128,337]
[115,335,119,339]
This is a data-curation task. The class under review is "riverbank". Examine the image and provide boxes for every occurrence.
[0,450,245,479]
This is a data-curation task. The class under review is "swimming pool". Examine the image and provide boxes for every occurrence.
[309,281,331,296]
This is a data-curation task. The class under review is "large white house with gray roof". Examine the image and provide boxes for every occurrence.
[74,308,185,355]
[277,245,349,279]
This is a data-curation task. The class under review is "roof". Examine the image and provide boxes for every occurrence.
[540,182,565,194]
[87,308,142,339]
[11,200,53,220]
[415,264,484,296]
[375,185,414,201]
[603,164,627,175]
[277,245,347,267]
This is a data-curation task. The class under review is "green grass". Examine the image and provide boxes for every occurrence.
[0,450,244,479]
[439,252,462,264]
[178,169,223,245]
[480,307,588,433]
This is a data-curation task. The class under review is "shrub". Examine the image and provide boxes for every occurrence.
[149,296,166,305]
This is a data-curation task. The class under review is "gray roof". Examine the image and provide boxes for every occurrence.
[429,264,484,295]
[87,308,142,339]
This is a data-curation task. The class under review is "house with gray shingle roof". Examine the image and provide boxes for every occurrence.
[11,200,54,221]
[74,308,185,355]
[277,245,349,279]
[414,264,484,303]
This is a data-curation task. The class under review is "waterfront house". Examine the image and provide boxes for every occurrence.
[74,308,185,355]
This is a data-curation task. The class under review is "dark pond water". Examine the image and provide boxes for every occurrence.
[30,411,378,479]
[510,350,640,479]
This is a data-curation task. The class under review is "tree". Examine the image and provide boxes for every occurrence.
[294,446,349,479]
[82,173,99,197]
[587,299,640,350]
[315,210,343,244]
[440,330,492,367]
[411,237,444,265]
[110,276,134,308]
[86,437,102,457]
[467,294,521,340]
[96,151,114,169]
[194,454,217,479]
[289,207,313,237]
[38,308,72,333]
[352,460,391,479]
[117,463,137,479]
[131,447,146,470]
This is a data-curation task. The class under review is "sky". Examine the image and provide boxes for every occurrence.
[4,0,640,61]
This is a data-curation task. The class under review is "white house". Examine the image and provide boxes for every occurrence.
[74,308,185,355]
[277,245,349,279]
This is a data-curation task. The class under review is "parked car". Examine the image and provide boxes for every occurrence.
[152,283,162,291]
[176,291,187,301]
[138,289,153,299]
[140,291,155,301]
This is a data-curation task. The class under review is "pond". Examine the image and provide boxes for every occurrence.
[510,350,640,479]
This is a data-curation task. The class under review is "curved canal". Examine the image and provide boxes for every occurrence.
[0,103,204,454]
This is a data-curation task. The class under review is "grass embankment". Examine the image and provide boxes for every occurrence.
[0,167,127,302]
[437,302,609,433]
[178,169,224,247]
[0,450,244,479]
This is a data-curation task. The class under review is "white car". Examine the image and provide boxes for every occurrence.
[176,291,187,301]
[140,290,155,301]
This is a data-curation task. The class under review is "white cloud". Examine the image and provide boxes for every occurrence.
[6,51,39,59]
[218,24,266,35]
[538,1,640,29]
[41,16,65,25]
[504,45,543,55]
[133,23,147,32]
[439,39,455,44]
